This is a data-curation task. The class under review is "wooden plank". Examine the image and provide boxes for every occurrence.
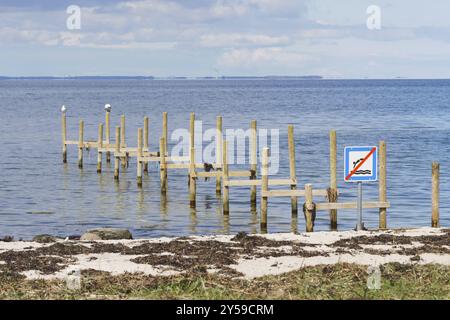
[262,189,329,197]
[224,178,295,187]
[167,156,190,162]
[329,129,338,230]
[316,201,390,211]
[196,171,221,178]
[223,141,230,215]
[379,140,387,229]
[216,116,223,194]
[250,120,257,206]
[229,170,252,177]
[260,148,269,232]
[432,162,440,228]
[105,110,111,163]
[62,113,67,163]
[288,124,297,216]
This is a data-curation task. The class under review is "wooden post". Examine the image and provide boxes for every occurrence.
[143,116,149,173]
[216,116,223,194]
[105,110,111,163]
[114,126,120,180]
[137,128,143,187]
[288,125,297,216]
[379,141,387,229]
[160,137,167,193]
[329,130,338,230]
[432,162,440,228]
[222,140,230,215]
[61,113,67,163]
[189,146,196,208]
[162,112,168,151]
[250,120,257,209]
[120,115,127,168]
[190,113,195,150]
[97,123,103,173]
[304,184,315,232]
[78,120,84,169]
[260,147,269,233]
[189,112,195,187]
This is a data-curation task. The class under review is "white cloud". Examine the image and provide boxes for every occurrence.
[200,33,290,47]
[218,47,313,68]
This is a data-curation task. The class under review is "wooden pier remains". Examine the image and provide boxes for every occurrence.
[60,108,400,233]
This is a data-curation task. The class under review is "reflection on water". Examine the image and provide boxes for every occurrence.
[0,79,449,239]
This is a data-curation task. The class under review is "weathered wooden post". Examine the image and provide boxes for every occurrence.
[329,130,338,230]
[379,140,387,229]
[78,120,84,169]
[188,112,195,187]
[304,184,315,232]
[120,115,127,168]
[250,120,257,209]
[61,109,67,163]
[97,123,103,173]
[105,108,111,163]
[288,125,297,216]
[162,112,168,151]
[216,116,223,194]
[260,147,269,233]
[114,126,120,180]
[189,146,196,208]
[143,116,149,173]
[137,128,143,187]
[432,162,440,228]
[160,137,167,193]
[222,141,230,215]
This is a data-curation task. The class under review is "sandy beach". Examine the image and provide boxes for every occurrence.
[1,227,448,280]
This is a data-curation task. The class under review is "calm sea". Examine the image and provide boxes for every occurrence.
[0,79,448,239]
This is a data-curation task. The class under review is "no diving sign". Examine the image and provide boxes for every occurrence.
[344,146,378,182]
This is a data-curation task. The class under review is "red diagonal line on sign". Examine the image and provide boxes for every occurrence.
[345,147,376,181]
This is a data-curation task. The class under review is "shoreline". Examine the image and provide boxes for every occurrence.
[1,227,449,299]
[1,227,448,280]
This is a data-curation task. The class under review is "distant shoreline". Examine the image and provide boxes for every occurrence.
[0,75,322,80]
[1,76,449,81]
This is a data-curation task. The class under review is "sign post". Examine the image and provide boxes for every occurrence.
[344,146,378,231]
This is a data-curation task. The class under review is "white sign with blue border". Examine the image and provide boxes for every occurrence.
[344,146,378,182]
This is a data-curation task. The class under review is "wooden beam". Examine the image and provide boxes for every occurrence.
[105,110,111,163]
[260,147,269,232]
[78,120,84,169]
[62,113,67,163]
[216,116,222,194]
[316,201,390,211]
[432,162,440,228]
[288,125,297,216]
[379,140,387,229]
[224,178,295,187]
[262,189,329,197]
[329,129,338,230]
[250,120,257,207]
[97,123,103,173]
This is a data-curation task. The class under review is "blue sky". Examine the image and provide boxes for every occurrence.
[1,0,450,78]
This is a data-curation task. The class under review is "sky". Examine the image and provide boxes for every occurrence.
[1,0,450,78]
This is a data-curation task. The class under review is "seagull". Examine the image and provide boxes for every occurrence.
[61,105,67,113]
[104,104,112,112]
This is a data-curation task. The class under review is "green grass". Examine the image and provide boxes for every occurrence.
[0,263,448,300]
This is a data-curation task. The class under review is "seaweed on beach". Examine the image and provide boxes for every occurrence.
[0,250,70,274]
[332,229,450,249]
